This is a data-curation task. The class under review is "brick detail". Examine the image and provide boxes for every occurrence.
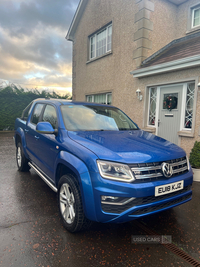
[133,47,149,58]
[133,0,154,67]
[135,57,146,67]
[138,18,153,31]
[137,38,152,49]
[134,28,150,41]
[135,9,151,22]
[139,0,154,11]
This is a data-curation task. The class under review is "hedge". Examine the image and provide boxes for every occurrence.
[0,86,71,130]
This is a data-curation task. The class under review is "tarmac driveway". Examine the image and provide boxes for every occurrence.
[0,132,200,267]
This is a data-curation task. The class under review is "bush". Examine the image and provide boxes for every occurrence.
[0,85,71,131]
[189,141,200,168]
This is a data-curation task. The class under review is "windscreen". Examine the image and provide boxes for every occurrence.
[61,105,138,131]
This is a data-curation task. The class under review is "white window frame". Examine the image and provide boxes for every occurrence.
[86,93,112,105]
[191,6,200,28]
[89,24,112,60]
[147,87,157,128]
[180,83,195,131]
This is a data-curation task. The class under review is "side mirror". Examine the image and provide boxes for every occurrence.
[36,122,56,134]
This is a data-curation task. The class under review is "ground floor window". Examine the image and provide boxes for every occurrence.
[86,93,112,105]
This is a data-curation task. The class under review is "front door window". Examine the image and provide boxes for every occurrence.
[163,93,178,110]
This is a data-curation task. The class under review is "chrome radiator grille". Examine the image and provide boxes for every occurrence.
[130,157,188,181]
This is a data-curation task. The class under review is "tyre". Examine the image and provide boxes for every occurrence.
[16,142,30,172]
[58,174,92,233]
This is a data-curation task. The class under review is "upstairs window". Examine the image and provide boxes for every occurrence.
[192,6,200,28]
[89,24,112,60]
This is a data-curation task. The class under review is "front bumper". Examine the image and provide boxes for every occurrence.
[89,168,193,223]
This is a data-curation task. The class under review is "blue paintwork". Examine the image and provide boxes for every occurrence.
[14,99,193,223]
[36,122,55,133]
[68,130,185,163]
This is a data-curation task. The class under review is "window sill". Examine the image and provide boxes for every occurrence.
[178,130,194,138]
[142,126,156,133]
[186,26,200,35]
[86,51,112,64]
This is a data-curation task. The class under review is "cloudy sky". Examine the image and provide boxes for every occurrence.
[0,0,79,95]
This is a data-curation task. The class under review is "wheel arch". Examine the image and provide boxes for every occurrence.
[55,151,97,221]
[56,163,80,187]
[15,128,29,159]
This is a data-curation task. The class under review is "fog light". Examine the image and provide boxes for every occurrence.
[101,196,119,201]
[101,196,136,205]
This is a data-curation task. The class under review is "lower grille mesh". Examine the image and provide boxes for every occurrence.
[131,193,192,215]
[101,185,191,214]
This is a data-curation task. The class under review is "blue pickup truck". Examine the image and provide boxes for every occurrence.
[14,98,193,232]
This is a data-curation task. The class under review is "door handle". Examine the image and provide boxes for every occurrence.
[34,136,39,140]
[24,129,29,133]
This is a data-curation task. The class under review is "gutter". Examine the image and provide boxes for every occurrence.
[66,0,87,42]
[131,55,200,78]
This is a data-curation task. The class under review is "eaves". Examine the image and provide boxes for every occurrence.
[66,0,88,41]
[130,55,200,78]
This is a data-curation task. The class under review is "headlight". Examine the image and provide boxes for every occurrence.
[97,160,135,182]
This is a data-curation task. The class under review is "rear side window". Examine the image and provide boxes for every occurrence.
[31,104,44,125]
[42,105,57,129]
[21,102,33,121]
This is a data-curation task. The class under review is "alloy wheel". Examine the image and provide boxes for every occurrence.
[59,183,75,224]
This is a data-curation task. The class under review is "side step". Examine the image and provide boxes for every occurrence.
[28,162,58,193]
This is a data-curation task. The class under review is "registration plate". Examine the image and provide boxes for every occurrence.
[155,180,184,197]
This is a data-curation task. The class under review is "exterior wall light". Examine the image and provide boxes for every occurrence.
[136,88,143,101]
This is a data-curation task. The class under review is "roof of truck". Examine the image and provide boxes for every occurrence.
[33,98,114,107]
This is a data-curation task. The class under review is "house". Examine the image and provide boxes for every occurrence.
[67,0,200,155]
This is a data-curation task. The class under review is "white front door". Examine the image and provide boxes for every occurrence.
[157,85,183,145]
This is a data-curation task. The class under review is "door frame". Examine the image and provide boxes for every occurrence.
[155,83,186,135]
[146,83,188,146]
[156,84,187,145]
[144,77,198,142]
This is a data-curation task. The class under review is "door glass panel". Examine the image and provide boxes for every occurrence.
[184,83,195,129]
[163,93,178,110]
[148,87,157,125]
